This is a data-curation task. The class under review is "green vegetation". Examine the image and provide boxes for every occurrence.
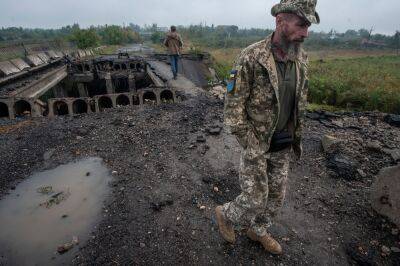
[0,24,141,49]
[70,28,100,49]
[1,23,399,114]
[309,56,400,114]
[210,53,400,114]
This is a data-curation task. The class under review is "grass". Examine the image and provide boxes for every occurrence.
[309,55,400,114]
[96,45,123,55]
[205,48,400,114]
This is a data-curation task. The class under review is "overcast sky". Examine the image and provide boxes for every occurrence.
[1,0,399,35]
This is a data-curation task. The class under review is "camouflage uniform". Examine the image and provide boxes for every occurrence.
[222,33,310,236]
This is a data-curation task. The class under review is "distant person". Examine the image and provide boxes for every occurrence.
[163,26,183,79]
[215,0,319,255]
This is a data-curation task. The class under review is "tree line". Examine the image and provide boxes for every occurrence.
[0,24,141,49]
[0,23,399,51]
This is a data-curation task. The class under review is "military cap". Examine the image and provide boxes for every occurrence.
[271,0,320,24]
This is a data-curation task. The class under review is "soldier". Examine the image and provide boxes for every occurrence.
[215,0,319,254]
[164,26,183,80]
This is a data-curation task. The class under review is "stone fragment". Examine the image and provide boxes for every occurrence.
[321,135,340,152]
[371,165,400,228]
[57,243,73,254]
[207,126,222,135]
[366,141,382,152]
[384,114,400,127]
[305,112,321,120]
[391,247,400,253]
[327,154,357,180]
[357,169,367,178]
[0,61,20,76]
[383,149,400,162]
[196,134,206,143]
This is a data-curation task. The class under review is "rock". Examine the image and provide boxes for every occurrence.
[305,112,321,120]
[323,111,341,118]
[57,243,74,254]
[381,245,391,256]
[384,114,400,127]
[43,149,55,161]
[207,126,222,135]
[199,205,206,210]
[210,85,225,100]
[75,128,89,136]
[357,169,367,178]
[331,120,344,128]
[391,228,399,235]
[199,144,210,155]
[366,141,382,152]
[383,149,400,162]
[140,242,146,248]
[110,118,123,126]
[321,135,340,152]
[391,247,400,253]
[371,165,400,228]
[72,236,79,245]
[36,186,53,195]
[150,198,174,211]
[327,154,358,180]
[196,134,206,143]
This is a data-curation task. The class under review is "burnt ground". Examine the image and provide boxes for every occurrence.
[0,85,400,265]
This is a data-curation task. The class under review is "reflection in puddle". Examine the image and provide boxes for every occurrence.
[0,157,112,265]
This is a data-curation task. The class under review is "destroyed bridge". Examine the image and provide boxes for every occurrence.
[0,46,213,120]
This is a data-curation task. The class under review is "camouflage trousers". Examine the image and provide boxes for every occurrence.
[222,144,291,237]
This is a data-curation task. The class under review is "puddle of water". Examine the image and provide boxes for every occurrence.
[0,157,112,266]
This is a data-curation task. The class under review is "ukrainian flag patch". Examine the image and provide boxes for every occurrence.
[227,70,238,93]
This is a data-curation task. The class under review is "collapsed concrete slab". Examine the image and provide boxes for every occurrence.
[0,61,21,76]
[37,53,51,64]
[46,50,60,59]
[77,50,86,58]
[371,164,400,228]
[26,55,44,67]
[10,58,30,71]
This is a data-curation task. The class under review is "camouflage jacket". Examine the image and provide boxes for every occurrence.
[224,34,309,157]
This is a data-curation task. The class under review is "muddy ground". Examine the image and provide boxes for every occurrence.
[0,84,399,265]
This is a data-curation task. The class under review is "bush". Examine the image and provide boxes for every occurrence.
[70,28,100,49]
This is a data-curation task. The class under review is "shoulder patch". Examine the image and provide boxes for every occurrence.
[227,70,238,93]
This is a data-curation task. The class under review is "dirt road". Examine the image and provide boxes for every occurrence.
[0,71,399,265]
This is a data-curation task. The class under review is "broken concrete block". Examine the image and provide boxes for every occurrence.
[371,164,400,228]
[10,58,30,71]
[321,135,340,152]
[383,149,400,162]
[0,61,21,76]
[327,153,358,180]
[384,114,400,127]
[26,55,44,67]
[77,50,86,58]
[366,141,382,152]
[37,53,50,63]
[45,50,59,59]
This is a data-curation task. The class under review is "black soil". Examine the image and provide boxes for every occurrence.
[0,90,399,265]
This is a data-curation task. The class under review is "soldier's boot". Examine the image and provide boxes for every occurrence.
[215,206,236,243]
[246,229,282,255]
